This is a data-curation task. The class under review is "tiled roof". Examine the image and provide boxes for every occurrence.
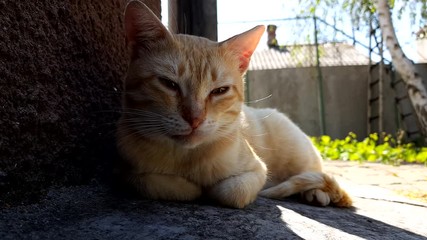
[249,43,370,70]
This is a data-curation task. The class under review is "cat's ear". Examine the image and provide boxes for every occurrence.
[124,0,172,51]
[221,25,265,73]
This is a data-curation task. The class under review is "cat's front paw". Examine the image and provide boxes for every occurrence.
[209,182,257,208]
[208,172,265,208]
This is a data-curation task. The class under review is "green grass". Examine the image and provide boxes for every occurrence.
[310,132,427,165]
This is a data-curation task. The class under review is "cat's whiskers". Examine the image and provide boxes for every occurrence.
[120,119,164,125]
[249,133,269,137]
[245,113,274,122]
[118,111,170,134]
[116,107,276,151]
[213,127,239,142]
[244,94,272,104]
[251,144,277,151]
[123,121,167,133]
[118,125,168,141]
[120,109,168,117]
[117,130,151,148]
[208,120,276,151]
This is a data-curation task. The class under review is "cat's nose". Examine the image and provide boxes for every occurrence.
[181,103,206,130]
[186,116,205,129]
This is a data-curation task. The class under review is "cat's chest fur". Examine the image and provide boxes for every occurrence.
[122,132,254,186]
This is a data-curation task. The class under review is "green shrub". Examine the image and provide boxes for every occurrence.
[310,132,427,165]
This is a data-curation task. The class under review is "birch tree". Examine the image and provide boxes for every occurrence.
[375,0,427,138]
[301,0,427,141]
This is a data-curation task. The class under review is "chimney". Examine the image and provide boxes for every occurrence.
[267,25,287,52]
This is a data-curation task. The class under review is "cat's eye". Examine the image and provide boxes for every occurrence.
[159,77,180,92]
[210,86,230,96]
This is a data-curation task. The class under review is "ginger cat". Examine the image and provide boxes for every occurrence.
[117,1,352,209]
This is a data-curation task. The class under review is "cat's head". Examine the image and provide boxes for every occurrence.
[121,1,264,149]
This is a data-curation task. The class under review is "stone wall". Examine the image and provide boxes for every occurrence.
[0,0,160,206]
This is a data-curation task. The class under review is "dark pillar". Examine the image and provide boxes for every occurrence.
[168,0,217,41]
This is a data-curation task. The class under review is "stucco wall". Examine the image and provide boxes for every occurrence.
[246,67,321,135]
[247,64,427,140]
[0,0,160,206]
[246,65,369,139]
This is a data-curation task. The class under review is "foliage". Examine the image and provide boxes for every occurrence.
[299,0,427,27]
[310,132,427,165]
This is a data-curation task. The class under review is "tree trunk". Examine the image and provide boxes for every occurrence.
[375,0,427,142]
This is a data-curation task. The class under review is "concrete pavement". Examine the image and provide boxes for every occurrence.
[1,161,426,240]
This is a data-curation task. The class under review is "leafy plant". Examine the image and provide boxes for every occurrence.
[311,132,427,165]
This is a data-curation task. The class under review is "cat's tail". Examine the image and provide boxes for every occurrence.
[259,171,352,207]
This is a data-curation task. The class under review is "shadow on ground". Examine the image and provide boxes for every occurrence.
[1,184,426,240]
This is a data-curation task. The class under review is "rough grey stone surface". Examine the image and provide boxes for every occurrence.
[0,0,126,206]
[0,0,161,207]
[1,184,426,240]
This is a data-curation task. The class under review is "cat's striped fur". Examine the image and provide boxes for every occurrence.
[117,0,352,208]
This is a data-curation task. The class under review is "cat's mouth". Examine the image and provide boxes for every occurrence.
[170,131,204,148]
[171,134,190,140]
[171,132,197,141]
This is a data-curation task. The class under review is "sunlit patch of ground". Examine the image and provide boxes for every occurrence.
[395,190,427,203]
